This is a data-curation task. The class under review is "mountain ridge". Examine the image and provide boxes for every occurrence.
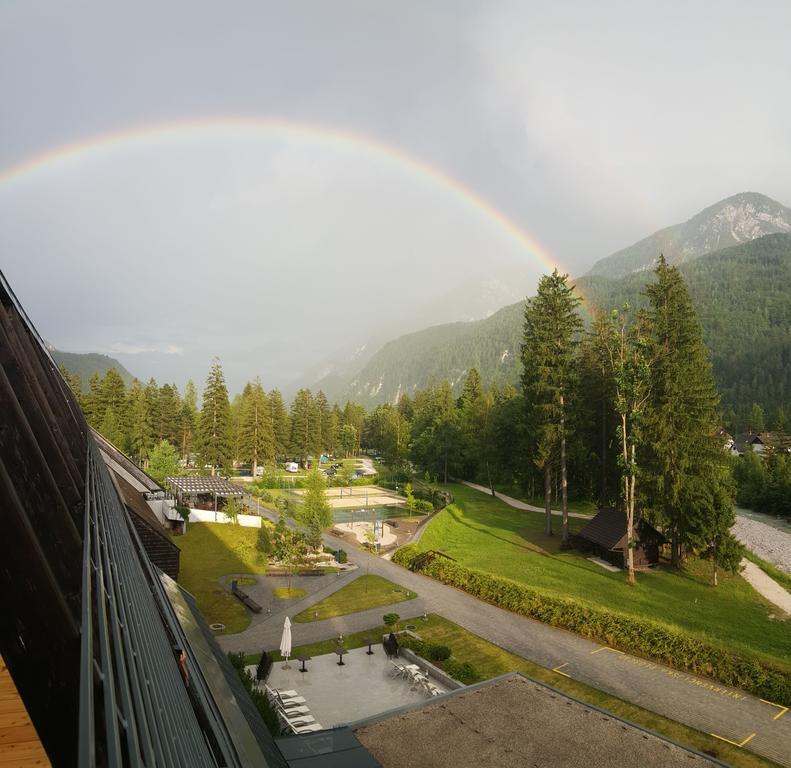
[586,192,791,279]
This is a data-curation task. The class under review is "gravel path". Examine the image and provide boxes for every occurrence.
[739,559,791,615]
[461,481,591,519]
[732,515,791,573]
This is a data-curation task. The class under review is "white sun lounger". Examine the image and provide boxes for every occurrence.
[293,722,323,734]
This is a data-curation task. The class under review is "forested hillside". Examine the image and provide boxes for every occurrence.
[329,234,791,427]
[50,348,135,391]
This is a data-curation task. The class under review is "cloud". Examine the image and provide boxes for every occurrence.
[109,342,184,356]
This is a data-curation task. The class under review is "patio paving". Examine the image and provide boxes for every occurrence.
[261,647,447,729]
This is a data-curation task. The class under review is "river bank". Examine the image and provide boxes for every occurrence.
[733,512,791,574]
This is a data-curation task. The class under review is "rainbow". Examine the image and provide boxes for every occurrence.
[0,117,584,297]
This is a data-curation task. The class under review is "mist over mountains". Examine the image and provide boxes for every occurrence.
[306,194,791,421]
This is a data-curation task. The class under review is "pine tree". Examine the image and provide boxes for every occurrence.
[180,379,199,462]
[269,389,290,459]
[197,358,232,475]
[289,389,313,459]
[83,372,102,426]
[144,378,162,441]
[641,257,740,571]
[58,365,82,400]
[238,378,274,477]
[316,391,334,454]
[521,270,582,543]
[158,383,182,445]
[126,379,153,464]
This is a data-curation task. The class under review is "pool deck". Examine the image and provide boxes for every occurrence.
[261,647,446,728]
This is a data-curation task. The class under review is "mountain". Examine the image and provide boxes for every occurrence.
[49,347,136,392]
[295,269,538,400]
[587,192,791,279]
[325,233,791,421]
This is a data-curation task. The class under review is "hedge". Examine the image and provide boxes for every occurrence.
[393,547,791,706]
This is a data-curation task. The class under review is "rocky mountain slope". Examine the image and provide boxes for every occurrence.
[587,192,791,279]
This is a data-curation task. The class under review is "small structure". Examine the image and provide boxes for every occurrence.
[732,432,765,456]
[165,475,244,511]
[575,507,665,569]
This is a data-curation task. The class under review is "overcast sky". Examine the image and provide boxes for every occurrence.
[2,1,790,394]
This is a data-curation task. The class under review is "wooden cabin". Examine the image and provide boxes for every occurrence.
[575,507,665,569]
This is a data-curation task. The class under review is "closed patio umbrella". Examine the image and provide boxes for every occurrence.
[280,616,292,669]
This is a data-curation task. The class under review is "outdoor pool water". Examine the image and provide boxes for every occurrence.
[332,506,420,524]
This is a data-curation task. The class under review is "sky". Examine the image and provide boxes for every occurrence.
[1,0,790,394]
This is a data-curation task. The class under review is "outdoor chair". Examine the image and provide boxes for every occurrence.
[275,693,308,708]
[292,722,324,734]
[278,712,316,726]
[277,703,311,715]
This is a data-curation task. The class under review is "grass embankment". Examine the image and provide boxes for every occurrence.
[255,613,778,768]
[176,522,270,634]
[293,575,417,623]
[415,484,791,669]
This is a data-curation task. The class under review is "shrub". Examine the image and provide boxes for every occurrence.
[427,644,451,662]
[392,544,420,568]
[227,652,281,736]
[383,612,400,629]
[324,545,348,563]
[414,499,434,513]
[407,556,791,705]
[444,659,480,685]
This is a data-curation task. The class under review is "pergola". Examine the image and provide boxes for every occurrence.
[165,476,244,511]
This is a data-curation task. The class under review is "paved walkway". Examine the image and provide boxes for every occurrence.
[740,559,791,615]
[461,481,591,518]
[226,495,791,764]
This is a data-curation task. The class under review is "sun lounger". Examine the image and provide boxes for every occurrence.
[277,703,311,715]
[293,722,324,734]
[279,712,316,726]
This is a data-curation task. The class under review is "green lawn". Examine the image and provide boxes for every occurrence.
[416,484,791,669]
[293,575,417,623]
[273,586,306,599]
[176,522,270,634]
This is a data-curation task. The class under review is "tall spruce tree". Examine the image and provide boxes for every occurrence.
[197,358,232,475]
[126,379,153,464]
[238,378,274,477]
[269,389,290,459]
[180,379,199,462]
[642,257,740,573]
[521,270,582,543]
[289,389,313,459]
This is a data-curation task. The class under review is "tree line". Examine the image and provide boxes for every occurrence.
[61,359,368,480]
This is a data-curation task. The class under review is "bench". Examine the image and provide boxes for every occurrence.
[231,584,262,613]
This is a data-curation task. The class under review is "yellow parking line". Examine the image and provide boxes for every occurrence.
[552,663,571,678]
[709,732,756,748]
[590,646,624,655]
[760,699,789,721]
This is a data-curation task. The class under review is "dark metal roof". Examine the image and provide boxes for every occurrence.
[92,427,164,493]
[576,508,666,551]
[110,468,176,546]
[167,475,245,497]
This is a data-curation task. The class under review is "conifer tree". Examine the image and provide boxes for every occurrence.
[238,378,274,477]
[641,257,740,572]
[269,389,290,459]
[126,379,153,464]
[197,358,232,475]
[144,378,162,441]
[289,389,313,459]
[179,379,199,462]
[58,365,83,400]
[158,383,182,445]
[521,270,582,544]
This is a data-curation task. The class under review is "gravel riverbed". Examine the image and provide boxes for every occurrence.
[732,515,791,574]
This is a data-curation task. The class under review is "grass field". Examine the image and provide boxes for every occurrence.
[293,575,417,623]
[255,612,777,768]
[176,522,270,634]
[415,484,791,669]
